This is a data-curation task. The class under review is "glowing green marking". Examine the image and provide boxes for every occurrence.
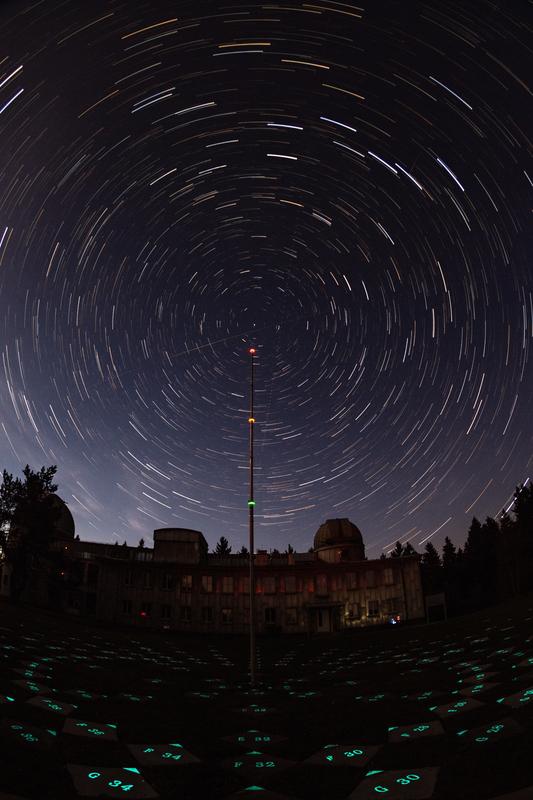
[248,500,256,506]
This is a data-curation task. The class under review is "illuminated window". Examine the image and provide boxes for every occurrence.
[201,606,213,623]
[180,606,192,623]
[240,577,250,594]
[383,568,394,586]
[366,570,376,588]
[122,599,132,615]
[180,575,192,593]
[201,575,213,593]
[285,608,298,625]
[284,575,297,593]
[316,574,328,595]
[367,599,380,617]
[221,608,233,624]
[160,604,172,619]
[263,577,276,594]
[264,607,276,625]
[222,576,234,594]
[346,602,360,619]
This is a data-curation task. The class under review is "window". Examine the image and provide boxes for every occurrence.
[87,564,99,585]
[180,606,192,623]
[383,568,394,586]
[366,570,376,589]
[386,597,401,614]
[124,570,133,586]
[265,607,276,625]
[316,574,328,595]
[222,576,234,594]
[346,602,360,620]
[160,604,172,619]
[240,576,250,594]
[201,606,213,624]
[162,573,174,590]
[285,608,298,625]
[201,575,213,593]
[284,575,297,594]
[221,608,233,625]
[143,571,153,589]
[367,599,380,617]
[346,573,358,590]
[140,602,152,617]
[263,576,276,594]
[180,575,192,593]
[122,599,132,615]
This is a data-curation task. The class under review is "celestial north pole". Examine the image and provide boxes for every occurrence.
[0,0,531,555]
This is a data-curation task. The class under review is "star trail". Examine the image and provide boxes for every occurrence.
[0,0,531,554]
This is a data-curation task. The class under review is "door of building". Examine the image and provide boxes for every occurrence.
[316,608,331,633]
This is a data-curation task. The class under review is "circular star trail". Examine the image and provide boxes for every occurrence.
[0,0,531,553]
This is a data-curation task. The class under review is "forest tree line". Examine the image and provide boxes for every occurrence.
[397,483,533,615]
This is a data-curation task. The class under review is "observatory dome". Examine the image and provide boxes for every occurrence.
[313,518,365,562]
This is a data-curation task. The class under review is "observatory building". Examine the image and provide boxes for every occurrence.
[25,513,425,634]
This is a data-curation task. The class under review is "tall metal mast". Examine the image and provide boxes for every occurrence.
[247,346,256,685]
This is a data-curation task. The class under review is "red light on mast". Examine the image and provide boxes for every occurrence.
[249,347,256,355]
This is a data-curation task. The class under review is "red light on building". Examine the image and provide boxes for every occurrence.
[140,611,147,618]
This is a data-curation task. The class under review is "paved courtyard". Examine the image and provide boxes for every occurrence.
[0,596,532,799]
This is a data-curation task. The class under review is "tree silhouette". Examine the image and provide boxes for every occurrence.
[499,509,519,595]
[239,545,249,556]
[0,465,60,602]
[422,542,442,568]
[214,536,232,556]
[420,542,443,594]
[390,541,404,558]
[442,536,457,574]
[513,484,533,590]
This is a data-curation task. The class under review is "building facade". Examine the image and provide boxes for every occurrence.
[58,516,425,634]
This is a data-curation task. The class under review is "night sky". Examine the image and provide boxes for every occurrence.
[0,1,531,556]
